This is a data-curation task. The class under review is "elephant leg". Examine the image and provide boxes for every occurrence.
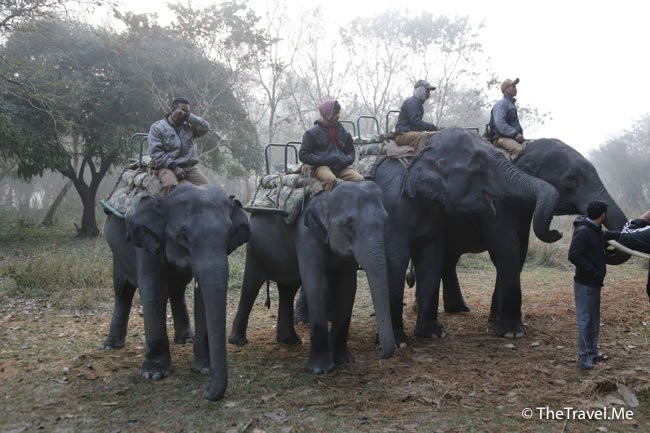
[293,287,309,324]
[137,253,172,380]
[276,283,302,344]
[442,253,471,313]
[191,284,209,375]
[487,233,526,338]
[169,275,193,345]
[329,264,357,365]
[102,261,136,349]
[228,247,266,346]
[385,235,410,347]
[301,265,334,374]
[413,242,446,339]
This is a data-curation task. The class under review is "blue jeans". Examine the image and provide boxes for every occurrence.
[574,282,601,369]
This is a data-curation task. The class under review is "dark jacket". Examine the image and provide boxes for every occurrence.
[148,114,210,170]
[299,121,356,172]
[568,216,608,288]
[489,95,523,139]
[618,219,650,253]
[394,96,436,134]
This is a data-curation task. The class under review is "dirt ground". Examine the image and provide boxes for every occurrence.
[1,243,650,432]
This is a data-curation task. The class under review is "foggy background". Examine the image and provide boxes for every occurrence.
[1,0,648,236]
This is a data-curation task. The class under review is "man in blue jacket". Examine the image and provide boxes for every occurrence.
[568,201,617,370]
[489,78,526,160]
[394,80,438,152]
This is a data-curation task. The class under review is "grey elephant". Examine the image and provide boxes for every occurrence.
[369,128,561,346]
[441,138,629,335]
[228,181,395,374]
[102,183,250,400]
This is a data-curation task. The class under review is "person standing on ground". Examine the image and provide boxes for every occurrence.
[568,200,617,370]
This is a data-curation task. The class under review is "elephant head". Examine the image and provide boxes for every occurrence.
[403,128,562,243]
[127,183,250,400]
[516,138,629,263]
[303,181,395,359]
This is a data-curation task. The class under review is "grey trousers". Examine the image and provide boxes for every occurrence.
[574,281,601,368]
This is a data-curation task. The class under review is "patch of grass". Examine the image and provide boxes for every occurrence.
[2,236,112,308]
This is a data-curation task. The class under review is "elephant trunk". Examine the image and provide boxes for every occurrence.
[495,156,562,243]
[593,186,630,265]
[355,237,395,359]
[193,253,229,401]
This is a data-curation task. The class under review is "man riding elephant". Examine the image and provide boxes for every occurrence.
[148,97,211,195]
[394,79,438,152]
[488,77,528,160]
[299,100,364,191]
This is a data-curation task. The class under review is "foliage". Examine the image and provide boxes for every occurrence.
[591,114,650,213]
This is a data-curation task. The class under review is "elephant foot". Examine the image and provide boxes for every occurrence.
[306,355,335,375]
[394,329,408,348]
[444,300,471,313]
[140,359,172,381]
[191,359,210,376]
[333,349,355,365]
[100,335,125,350]
[174,331,194,345]
[203,383,226,401]
[276,331,302,345]
[414,320,447,339]
[294,309,309,325]
[227,331,248,346]
[492,319,527,338]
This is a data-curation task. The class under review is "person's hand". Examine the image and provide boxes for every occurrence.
[515,133,524,144]
[173,166,186,180]
[172,108,190,125]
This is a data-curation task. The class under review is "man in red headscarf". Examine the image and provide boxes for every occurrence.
[299,100,364,190]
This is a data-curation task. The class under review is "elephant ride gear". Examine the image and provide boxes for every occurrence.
[244,163,323,224]
[394,80,438,153]
[299,100,363,191]
[100,160,162,221]
[487,78,528,160]
[148,108,211,194]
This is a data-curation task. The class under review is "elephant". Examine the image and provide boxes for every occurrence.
[102,183,250,400]
[440,138,629,336]
[371,128,562,346]
[228,180,395,374]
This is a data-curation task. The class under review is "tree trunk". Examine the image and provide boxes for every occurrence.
[40,180,73,226]
[77,186,100,238]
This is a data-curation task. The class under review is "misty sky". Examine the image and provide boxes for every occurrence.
[119,0,650,156]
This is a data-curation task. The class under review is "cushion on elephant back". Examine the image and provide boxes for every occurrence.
[355,138,416,178]
[100,167,162,220]
[244,168,323,224]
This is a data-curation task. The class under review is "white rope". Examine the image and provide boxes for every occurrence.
[607,240,650,259]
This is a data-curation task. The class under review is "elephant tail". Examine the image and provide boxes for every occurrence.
[264,280,271,308]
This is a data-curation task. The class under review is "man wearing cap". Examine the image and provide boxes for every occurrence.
[299,100,364,190]
[394,80,438,152]
[489,78,526,160]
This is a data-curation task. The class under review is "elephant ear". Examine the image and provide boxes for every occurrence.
[228,195,250,254]
[303,194,329,244]
[402,154,447,204]
[126,197,165,255]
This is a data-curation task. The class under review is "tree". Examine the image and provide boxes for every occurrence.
[0,0,109,33]
[0,17,261,236]
[591,114,650,213]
